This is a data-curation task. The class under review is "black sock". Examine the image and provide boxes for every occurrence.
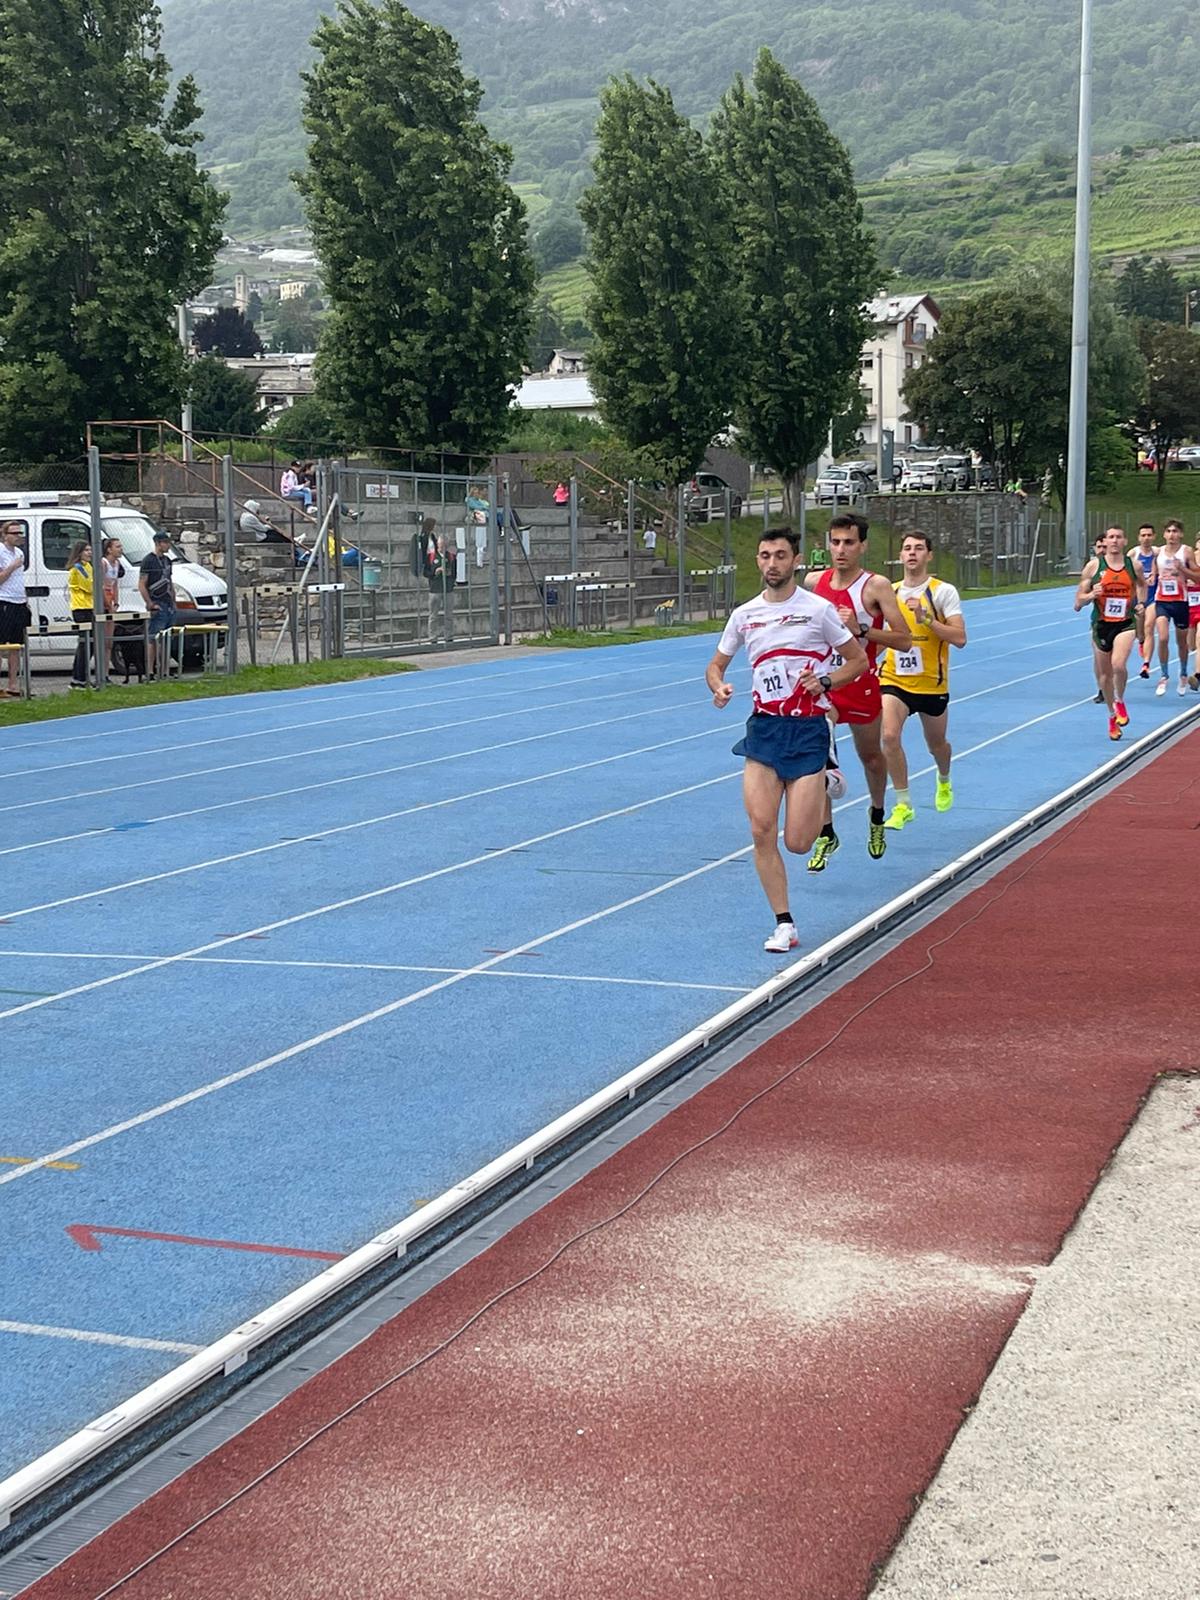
[776,910,793,925]
[870,805,885,825]
[819,822,836,840]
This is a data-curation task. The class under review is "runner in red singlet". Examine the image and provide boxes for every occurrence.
[802,512,912,870]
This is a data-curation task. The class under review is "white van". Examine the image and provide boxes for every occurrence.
[0,494,227,659]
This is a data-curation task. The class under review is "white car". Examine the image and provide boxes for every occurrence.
[0,493,227,658]
[1175,445,1200,470]
[814,466,872,506]
[899,461,938,492]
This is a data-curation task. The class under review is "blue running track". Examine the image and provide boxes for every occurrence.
[0,588,1189,1483]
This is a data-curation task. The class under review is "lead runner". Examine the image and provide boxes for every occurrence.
[706,528,868,953]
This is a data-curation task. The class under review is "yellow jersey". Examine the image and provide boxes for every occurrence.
[67,560,93,612]
[880,576,959,695]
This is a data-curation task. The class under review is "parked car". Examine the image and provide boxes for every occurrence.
[898,461,939,492]
[0,493,228,662]
[973,461,998,490]
[814,465,873,506]
[935,454,972,492]
[1174,445,1200,470]
[686,472,744,521]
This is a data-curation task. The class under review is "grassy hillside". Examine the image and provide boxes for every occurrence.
[867,142,1200,299]
[533,141,1200,329]
[162,0,1200,237]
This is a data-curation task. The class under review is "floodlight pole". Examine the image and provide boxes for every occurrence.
[1064,0,1093,572]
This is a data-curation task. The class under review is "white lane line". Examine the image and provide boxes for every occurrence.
[0,658,683,780]
[0,654,601,753]
[0,604,1070,782]
[0,1320,203,1356]
[0,650,1094,1001]
[0,684,1112,1183]
[0,951,752,994]
[0,768,737,1044]
[3,625,1084,822]
[0,644,1088,917]
[0,727,729,936]
[0,670,705,816]
[0,698,708,860]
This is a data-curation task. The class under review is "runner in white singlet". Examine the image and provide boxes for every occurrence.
[706,528,867,954]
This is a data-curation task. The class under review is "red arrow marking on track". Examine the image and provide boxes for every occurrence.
[66,1224,343,1262]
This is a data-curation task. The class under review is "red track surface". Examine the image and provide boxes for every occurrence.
[26,733,1200,1600]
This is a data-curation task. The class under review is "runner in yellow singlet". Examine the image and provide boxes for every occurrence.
[880,530,967,829]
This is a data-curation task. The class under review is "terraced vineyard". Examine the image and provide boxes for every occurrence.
[533,142,1200,325]
[866,142,1200,302]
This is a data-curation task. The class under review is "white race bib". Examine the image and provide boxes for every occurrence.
[1186,588,1200,608]
[892,646,923,678]
[1159,574,1182,599]
[1103,595,1129,621]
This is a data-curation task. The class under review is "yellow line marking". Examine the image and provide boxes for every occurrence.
[0,1154,80,1172]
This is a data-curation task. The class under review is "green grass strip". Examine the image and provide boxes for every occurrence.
[0,659,416,726]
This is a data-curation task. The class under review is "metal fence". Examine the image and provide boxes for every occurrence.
[817,492,1068,591]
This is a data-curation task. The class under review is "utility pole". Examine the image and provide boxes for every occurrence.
[178,304,194,463]
[875,346,886,489]
[1064,0,1093,573]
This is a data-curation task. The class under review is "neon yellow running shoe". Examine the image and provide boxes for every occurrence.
[806,832,840,873]
[935,778,953,813]
[885,801,915,830]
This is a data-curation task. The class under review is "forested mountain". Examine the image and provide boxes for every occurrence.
[161,0,1200,236]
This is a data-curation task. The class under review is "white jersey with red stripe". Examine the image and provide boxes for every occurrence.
[718,590,853,718]
[1155,544,1192,601]
[810,568,882,671]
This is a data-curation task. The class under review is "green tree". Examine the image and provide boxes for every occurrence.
[531,207,584,273]
[267,391,352,454]
[1013,259,1146,503]
[708,49,879,498]
[193,305,263,357]
[831,378,870,458]
[579,75,737,484]
[903,283,1071,484]
[298,0,535,458]
[1142,257,1184,323]
[269,300,320,353]
[1132,321,1200,491]
[1115,255,1149,318]
[527,294,566,372]
[0,0,224,460]
[188,356,266,436]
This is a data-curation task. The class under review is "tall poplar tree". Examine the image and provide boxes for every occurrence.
[579,77,737,485]
[709,50,879,496]
[298,0,535,457]
[0,0,224,460]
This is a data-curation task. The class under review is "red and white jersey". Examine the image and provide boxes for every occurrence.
[811,568,883,671]
[718,590,853,718]
[1155,544,1192,600]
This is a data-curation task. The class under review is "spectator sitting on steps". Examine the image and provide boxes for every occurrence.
[280,461,317,520]
[240,499,309,554]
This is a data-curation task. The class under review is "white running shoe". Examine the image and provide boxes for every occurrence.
[764,921,799,953]
[825,766,847,800]
[1156,677,1168,696]
[1178,677,1189,696]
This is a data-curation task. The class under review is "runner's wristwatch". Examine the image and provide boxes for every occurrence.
[818,673,833,692]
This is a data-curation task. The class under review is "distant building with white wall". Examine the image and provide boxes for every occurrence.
[858,293,940,450]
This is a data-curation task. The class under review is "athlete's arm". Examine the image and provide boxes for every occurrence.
[802,571,820,591]
[799,633,868,693]
[1074,558,1100,611]
[861,574,912,651]
[922,588,967,648]
[705,648,736,709]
